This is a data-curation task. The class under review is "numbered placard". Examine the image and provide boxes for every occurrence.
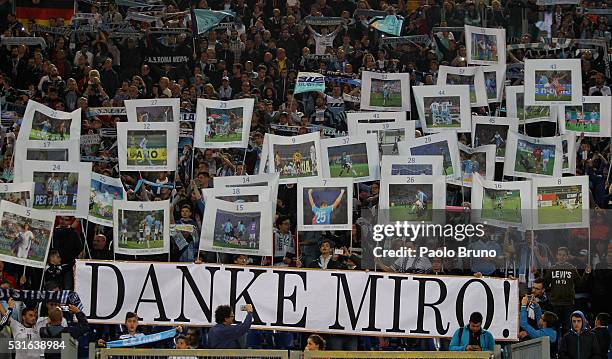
[558,96,611,138]
[380,155,444,176]
[18,100,81,143]
[199,198,273,257]
[213,173,280,212]
[125,98,180,122]
[524,59,582,106]
[413,85,471,133]
[89,173,126,227]
[398,132,461,180]
[346,111,406,135]
[465,25,507,66]
[471,116,519,162]
[320,134,380,182]
[0,200,54,268]
[503,130,563,178]
[378,175,446,225]
[297,177,353,231]
[266,132,322,184]
[449,143,496,187]
[437,66,488,107]
[117,121,179,172]
[194,98,254,149]
[0,182,35,208]
[531,176,589,230]
[113,199,170,255]
[360,71,411,111]
[505,86,557,124]
[482,64,506,103]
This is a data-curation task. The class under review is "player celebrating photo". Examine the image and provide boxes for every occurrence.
[308,188,345,225]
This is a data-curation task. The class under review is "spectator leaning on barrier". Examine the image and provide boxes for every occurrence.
[558,310,601,359]
[449,312,495,352]
[208,304,253,349]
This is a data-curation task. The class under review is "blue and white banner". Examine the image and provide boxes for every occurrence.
[193,9,234,34]
[105,328,176,348]
[294,72,326,94]
[369,15,404,36]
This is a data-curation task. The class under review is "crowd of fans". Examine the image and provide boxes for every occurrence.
[0,0,610,357]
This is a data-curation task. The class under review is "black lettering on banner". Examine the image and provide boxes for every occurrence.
[134,264,170,322]
[329,273,382,332]
[386,276,409,333]
[151,150,158,159]
[174,266,220,323]
[455,279,494,329]
[271,270,308,327]
[410,277,450,335]
[228,267,266,325]
[86,263,125,320]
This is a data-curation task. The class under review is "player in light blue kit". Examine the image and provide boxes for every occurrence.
[138,134,153,165]
[144,212,156,248]
[236,220,246,242]
[382,84,391,106]
[40,118,52,139]
[222,219,234,242]
[308,188,346,225]
[542,148,551,172]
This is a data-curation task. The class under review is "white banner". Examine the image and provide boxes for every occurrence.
[75,261,519,340]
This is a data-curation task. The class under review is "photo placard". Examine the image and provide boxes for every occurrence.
[320,134,380,182]
[379,175,446,224]
[199,198,273,257]
[413,85,471,133]
[297,178,353,231]
[380,155,444,176]
[399,132,461,179]
[506,86,557,124]
[89,173,126,227]
[0,182,34,207]
[360,71,411,111]
[351,120,415,158]
[18,100,81,143]
[194,98,254,148]
[465,25,506,65]
[14,139,80,173]
[483,65,506,103]
[117,122,179,172]
[532,176,589,230]
[449,144,496,187]
[437,66,487,107]
[561,133,577,175]
[113,200,170,255]
[16,161,92,218]
[503,131,563,178]
[471,173,532,231]
[0,200,54,268]
[125,98,180,122]
[558,96,611,137]
[524,59,582,106]
[471,116,519,162]
[213,173,280,212]
[346,111,406,135]
[267,132,322,184]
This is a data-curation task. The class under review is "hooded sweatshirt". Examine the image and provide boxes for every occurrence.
[558,310,602,359]
[543,262,587,306]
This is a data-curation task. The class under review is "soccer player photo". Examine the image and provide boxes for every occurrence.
[195,98,254,149]
[524,59,582,105]
[89,173,125,227]
[380,155,444,176]
[379,175,446,225]
[202,186,272,215]
[297,178,352,231]
[117,121,179,172]
[0,200,54,268]
[18,101,80,145]
[125,98,180,122]
[0,182,34,207]
[532,176,589,230]
[471,116,518,162]
[267,132,322,184]
[113,200,170,256]
[471,174,532,231]
[346,111,406,134]
[437,66,487,106]
[465,25,506,65]
[504,131,563,178]
[320,134,380,182]
[506,86,555,124]
[214,173,280,209]
[200,198,273,256]
[360,71,411,111]
[560,96,611,137]
[414,85,471,133]
[449,144,495,187]
[351,120,415,159]
[403,132,461,179]
[15,161,92,218]
[483,65,505,102]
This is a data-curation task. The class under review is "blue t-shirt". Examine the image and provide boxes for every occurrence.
[312,206,333,225]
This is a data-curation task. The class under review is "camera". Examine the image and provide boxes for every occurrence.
[334,249,344,255]
[240,304,248,311]
[60,305,70,311]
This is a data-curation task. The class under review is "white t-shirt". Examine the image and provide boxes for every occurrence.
[10,319,45,359]
[16,231,34,259]
[314,33,338,55]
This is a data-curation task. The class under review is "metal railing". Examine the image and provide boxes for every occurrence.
[507,336,550,359]
[301,351,493,358]
[61,333,78,359]
[97,348,290,359]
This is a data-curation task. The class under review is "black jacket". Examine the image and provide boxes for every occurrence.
[593,327,610,359]
[559,330,602,359]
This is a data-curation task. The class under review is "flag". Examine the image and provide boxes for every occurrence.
[294,72,326,94]
[369,15,404,36]
[16,0,74,25]
[192,9,234,34]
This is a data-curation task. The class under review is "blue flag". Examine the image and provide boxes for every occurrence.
[294,72,326,94]
[193,9,234,34]
[369,15,404,36]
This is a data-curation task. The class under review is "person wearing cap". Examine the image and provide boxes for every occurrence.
[218,76,233,100]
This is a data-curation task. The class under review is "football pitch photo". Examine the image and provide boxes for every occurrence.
[482,189,522,223]
[120,240,165,250]
[89,201,112,221]
[514,151,555,175]
[389,203,433,222]
[538,204,582,224]
[206,132,242,143]
[330,163,370,178]
[369,92,402,107]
